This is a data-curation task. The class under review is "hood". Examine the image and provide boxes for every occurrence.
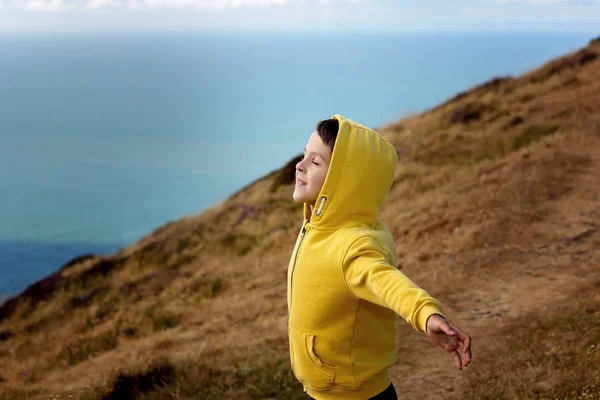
[303,114,398,228]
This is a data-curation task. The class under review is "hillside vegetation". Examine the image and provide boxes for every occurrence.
[1,37,599,400]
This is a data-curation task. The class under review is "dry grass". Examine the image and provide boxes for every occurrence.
[464,291,600,400]
[1,37,599,400]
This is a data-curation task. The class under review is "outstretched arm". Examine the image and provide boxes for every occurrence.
[343,235,473,370]
[343,235,445,333]
[426,314,472,370]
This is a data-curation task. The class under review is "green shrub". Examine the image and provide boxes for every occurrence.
[143,305,180,332]
[511,125,559,151]
[190,277,225,299]
[58,330,118,366]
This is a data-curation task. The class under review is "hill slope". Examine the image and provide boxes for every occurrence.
[1,37,599,400]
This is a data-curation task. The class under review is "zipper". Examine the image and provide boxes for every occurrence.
[288,225,307,324]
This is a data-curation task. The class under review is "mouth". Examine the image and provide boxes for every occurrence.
[296,177,307,186]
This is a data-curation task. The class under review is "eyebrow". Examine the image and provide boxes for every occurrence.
[304,148,327,159]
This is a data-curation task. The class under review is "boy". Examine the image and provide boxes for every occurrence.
[287,115,472,400]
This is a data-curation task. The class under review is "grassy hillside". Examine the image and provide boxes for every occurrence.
[1,36,599,400]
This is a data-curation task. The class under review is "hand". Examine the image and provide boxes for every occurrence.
[426,314,472,370]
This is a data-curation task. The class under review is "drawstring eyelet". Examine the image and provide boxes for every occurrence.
[315,196,327,216]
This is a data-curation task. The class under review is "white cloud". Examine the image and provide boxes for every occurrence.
[86,0,115,9]
[140,0,197,9]
[0,0,287,11]
[136,0,286,8]
[1,0,597,30]
[126,0,142,9]
[464,1,600,21]
[27,0,63,11]
[230,0,286,8]
[124,0,287,9]
[485,0,573,4]
[318,0,366,3]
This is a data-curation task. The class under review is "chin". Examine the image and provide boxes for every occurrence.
[292,191,312,204]
[292,192,303,203]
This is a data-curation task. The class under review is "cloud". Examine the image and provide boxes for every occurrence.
[464,0,600,22]
[318,0,366,3]
[27,0,63,11]
[3,0,599,30]
[126,0,142,9]
[86,0,115,9]
[230,0,286,7]
[138,0,199,9]
[2,0,288,12]
[484,0,573,4]
[137,0,286,8]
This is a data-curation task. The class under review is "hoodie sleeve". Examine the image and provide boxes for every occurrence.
[342,235,445,333]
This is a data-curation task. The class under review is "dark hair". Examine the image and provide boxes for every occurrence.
[316,119,339,151]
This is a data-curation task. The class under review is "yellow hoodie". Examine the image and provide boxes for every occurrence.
[287,115,445,400]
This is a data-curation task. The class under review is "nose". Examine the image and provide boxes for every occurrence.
[296,159,305,173]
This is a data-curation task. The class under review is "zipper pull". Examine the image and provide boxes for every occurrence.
[301,226,306,238]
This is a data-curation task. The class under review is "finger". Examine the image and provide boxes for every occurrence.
[452,350,462,370]
[451,324,468,340]
[449,326,472,360]
[462,335,472,367]
[444,335,460,352]
[439,320,457,337]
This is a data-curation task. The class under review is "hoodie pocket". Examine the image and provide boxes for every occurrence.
[289,328,337,390]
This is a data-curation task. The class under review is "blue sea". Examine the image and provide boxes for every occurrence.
[0,30,595,300]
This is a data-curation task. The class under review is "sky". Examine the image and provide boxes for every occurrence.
[0,0,599,32]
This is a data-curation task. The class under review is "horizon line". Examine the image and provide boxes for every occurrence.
[0,27,598,35]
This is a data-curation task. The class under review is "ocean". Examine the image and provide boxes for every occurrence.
[0,30,594,299]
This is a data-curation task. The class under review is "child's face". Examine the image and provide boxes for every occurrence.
[293,131,332,206]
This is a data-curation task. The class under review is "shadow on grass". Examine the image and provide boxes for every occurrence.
[94,356,306,400]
